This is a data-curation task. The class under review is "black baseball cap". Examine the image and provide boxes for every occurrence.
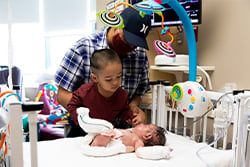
[121,8,151,50]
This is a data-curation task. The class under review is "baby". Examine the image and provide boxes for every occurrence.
[90,122,166,150]
[77,107,172,159]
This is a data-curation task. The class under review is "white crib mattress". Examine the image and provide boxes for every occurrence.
[23,132,233,167]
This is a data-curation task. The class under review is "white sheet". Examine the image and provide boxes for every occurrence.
[23,132,233,167]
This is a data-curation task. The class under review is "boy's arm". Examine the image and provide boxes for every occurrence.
[129,95,146,125]
[66,93,82,125]
[57,86,72,108]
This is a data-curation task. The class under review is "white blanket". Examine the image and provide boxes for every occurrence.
[23,132,233,167]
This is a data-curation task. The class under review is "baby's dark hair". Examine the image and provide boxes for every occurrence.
[144,126,166,146]
[90,49,121,74]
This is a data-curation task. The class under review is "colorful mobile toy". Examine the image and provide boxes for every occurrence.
[132,0,176,58]
[96,10,124,28]
[171,81,210,118]
[96,0,197,80]
[133,0,166,14]
[154,40,176,58]
[96,2,138,28]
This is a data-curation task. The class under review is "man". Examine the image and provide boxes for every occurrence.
[55,7,152,137]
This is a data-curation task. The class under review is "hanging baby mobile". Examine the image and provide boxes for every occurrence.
[97,0,176,58]
[96,0,197,82]
[133,0,177,58]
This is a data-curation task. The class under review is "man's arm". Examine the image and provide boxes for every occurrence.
[57,86,73,108]
[129,95,146,125]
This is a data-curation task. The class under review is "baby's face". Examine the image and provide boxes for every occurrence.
[132,124,157,137]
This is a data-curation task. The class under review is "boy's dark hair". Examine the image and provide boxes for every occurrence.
[144,126,166,146]
[90,49,121,74]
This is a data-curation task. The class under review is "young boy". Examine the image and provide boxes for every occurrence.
[77,107,171,159]
[66,49,136,136]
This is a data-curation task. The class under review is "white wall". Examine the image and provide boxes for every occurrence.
[197,0,250,91]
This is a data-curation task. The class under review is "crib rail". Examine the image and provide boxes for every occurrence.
[233,92,250,167]
[7,102,43,167]
[151,82,234,149]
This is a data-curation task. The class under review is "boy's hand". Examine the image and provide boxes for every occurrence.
[130,106,146,125]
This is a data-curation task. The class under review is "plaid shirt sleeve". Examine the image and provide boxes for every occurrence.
[54,39,92,92]
[55,30,108,92]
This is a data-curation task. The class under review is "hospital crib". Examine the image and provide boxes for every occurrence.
[150,81,250,166]
[1,82,250,167]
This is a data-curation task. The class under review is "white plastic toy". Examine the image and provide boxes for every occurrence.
[171,81,210,118]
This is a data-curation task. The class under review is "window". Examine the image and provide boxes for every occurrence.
[0,0,96,85]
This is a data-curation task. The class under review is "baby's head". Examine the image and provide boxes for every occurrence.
[145,125,166,146]
[133,124,166,146]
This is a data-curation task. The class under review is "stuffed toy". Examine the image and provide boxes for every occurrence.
[34,81,67,126]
